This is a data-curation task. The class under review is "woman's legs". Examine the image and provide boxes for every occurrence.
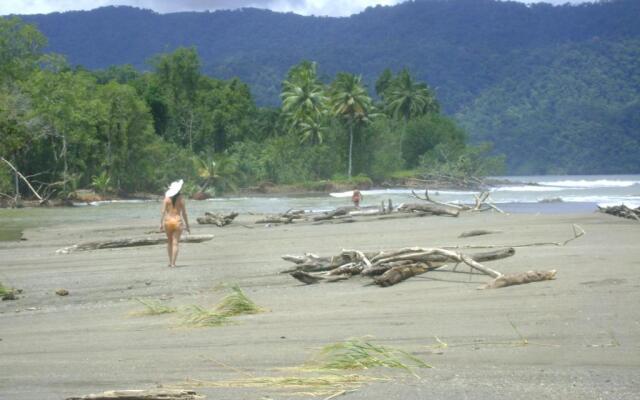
[165,230,173,266]
[170,228,182,267]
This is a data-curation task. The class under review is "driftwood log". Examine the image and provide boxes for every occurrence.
[197,211,238,226]
[56,234,214,254]
[312,207,350,221]
[397,203,460,217]
[598,204,640,221]
[256,209,307,224]
[481,270,557,289]
[374,263,430,286]
[66,389,203,400]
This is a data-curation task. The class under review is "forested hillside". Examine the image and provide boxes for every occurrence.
[10,0,640,174]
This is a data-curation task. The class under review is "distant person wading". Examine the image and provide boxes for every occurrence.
[160,179,191,267]
[352,189,362,208]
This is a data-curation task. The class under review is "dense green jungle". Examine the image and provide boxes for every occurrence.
[1,0,639,201]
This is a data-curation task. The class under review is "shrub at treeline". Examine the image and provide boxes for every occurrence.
[0,18,504,199]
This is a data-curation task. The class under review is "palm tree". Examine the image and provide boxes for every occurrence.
[330,73,373,178]
[193,154,239,196]
[384,69,439,124]
[298,115,328,145]
[280,61,327,142]
[384,69,439,160]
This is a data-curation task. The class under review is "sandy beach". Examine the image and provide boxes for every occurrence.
[1,210,639,399]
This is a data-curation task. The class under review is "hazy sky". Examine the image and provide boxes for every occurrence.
[0,0,593,17]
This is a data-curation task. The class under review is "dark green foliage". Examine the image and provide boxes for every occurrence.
[457,39,640,173]
[0,17,46,83]
[403,114,466,169]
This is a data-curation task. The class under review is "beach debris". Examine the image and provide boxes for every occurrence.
[168,337,421,397]
[256,209,306,224]
[397,202,460,217]
[597,204,640,222]
[196,211,238,226]
[458,229,501,238]
[411,189,505,214]
[283,246,557,289]
[1,282,19,300]
[312,207,351,221]
[447,224,585,249]
[65,389,204,400]
[481,270,557,289]
[182,284,266,327]
[56,234,214,254]
[55,289,69,296]
[310,337,431,372]
[2,292,17,301]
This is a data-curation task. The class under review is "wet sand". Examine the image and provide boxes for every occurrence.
[1,211,639,399]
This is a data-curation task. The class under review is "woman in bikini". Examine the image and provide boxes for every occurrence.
[160,179,191,267]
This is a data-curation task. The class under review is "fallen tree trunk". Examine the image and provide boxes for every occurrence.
[0,156,45,203]
[481,270,557,289]
[56,234,214,254]
[197,211,238,226]
[66,389,203,400]
[397,203,459,217]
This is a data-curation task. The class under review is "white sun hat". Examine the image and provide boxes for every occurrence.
[165,179,184,197]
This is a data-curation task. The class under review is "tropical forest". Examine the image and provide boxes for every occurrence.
[0,16,502,201]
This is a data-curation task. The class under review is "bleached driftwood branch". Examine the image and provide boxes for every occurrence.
[66,389,203,400]
[56,234,214,254]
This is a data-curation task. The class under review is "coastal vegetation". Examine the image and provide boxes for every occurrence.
[0,17,501,202]
[16,0,640,174]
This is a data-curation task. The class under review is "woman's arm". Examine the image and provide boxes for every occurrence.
[180,197,191,233]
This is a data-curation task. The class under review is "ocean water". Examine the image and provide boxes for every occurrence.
[1,174,639,241]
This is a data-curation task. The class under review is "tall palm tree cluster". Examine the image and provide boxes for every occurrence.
[280,63,439,178]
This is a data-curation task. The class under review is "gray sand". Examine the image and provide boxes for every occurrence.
[1,211,639,399]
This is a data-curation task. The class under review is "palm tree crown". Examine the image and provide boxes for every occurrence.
[330,73,374,178]
[280,61,327,143]
[384,69,439,122]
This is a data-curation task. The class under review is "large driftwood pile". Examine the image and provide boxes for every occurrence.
[411,189,505,214]
[283,246,556,289]
[56,234,214,254]
[197,211,238,226]
[66,389,203,400]
[598,204,640,221]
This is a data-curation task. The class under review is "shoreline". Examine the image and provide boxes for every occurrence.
[1,211,639,399]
